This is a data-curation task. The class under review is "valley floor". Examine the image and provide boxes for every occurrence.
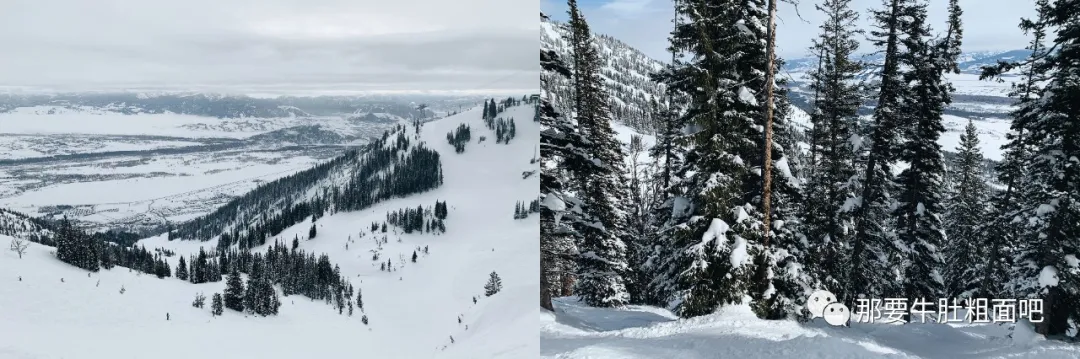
[541,297,1080,359]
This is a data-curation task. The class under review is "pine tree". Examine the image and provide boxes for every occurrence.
[309,223,317,239]
[176,256,189,281]
[193,292,206,308]
[845,0,918,303]
[212,293,224,316]
[646,0,750,317]
[944,119,987,299]
[224,268,245,312]
[412,251,417,263]
[1004,0,1080,336]
[565,0,631,308]
[357,288,364,312]
[243,277,258,313]
[539,45,584,311]
[892,0,959,305]
[54,216,73,265]
[978,0,1052,302]
[802,0,864,296]
[644,0,809,319]
[484,271,502,296]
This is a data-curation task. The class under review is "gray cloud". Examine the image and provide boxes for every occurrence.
[0,0,537,95]
[543,0,1041,61]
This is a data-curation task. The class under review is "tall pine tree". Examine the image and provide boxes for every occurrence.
[892,0,960,305]
[803,0,864,296]
[564,0,631,307]
[539,45,585,311]
[943,119,987,299]
[1007,0,1080,336]
[845,0,917,303]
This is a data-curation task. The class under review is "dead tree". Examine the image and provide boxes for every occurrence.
[9,238,29,259]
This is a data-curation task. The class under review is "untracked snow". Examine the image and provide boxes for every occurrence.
[0,104,539,358]
[542,297,1080,358]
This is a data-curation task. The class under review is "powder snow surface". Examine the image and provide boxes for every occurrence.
[542,296,1080,358]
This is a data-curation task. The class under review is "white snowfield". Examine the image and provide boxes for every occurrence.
[541,297,1080,359]
[0,104,539,358]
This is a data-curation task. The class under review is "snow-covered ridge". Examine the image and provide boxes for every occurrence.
[541,17,665,133]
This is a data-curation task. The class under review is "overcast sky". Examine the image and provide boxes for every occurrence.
[542,0,1040,61]
[0,0,536,96]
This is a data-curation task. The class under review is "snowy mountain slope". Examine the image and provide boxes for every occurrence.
[782,49,1032,77]
[542,297,1080,359]
[541,14,665,133]
[0,104,539,358]
[0,208,53,241]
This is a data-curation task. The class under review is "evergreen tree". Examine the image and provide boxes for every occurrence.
[224,268,245,312]
[357,288,364,312]
[845,0,918,303]
[802,0,864,296]
[1004,0,1080,336]
[243,277,258,313]
[943,119,987,299]
[484,271,502,296]
[412,251,418,263]
[646,0,809,319]
[212,293,224,316]
[565,0,631,308]
[176,256,189,281]
[892,0,959,305]
[193,292,207,308]
[309,223,317,239]
[539,45,584,311]
[978,0,1053,302]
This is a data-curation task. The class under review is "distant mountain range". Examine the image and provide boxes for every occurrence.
[781,49,1032,76]
[0,93,458,120]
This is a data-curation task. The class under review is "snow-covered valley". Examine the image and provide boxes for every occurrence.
[0,100,445,233]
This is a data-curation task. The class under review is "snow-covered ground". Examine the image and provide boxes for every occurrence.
[939,115,1012,161]
[0,104,539,358]
[541,297,1080,359]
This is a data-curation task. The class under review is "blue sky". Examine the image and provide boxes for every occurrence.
[542,0,1040,61]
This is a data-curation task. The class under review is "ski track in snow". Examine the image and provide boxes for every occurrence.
[0,104,539,358]
[542,297,1080,359]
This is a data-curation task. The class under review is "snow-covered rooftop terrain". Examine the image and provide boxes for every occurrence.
[0,102,539,358]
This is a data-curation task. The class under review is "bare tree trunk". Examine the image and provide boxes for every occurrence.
[561,273,575,296]
[541,247,554,311]
[762,0,778,247]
